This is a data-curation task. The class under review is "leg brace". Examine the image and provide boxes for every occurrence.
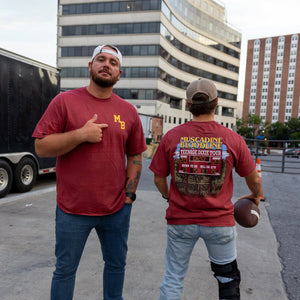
[211,259,241,300]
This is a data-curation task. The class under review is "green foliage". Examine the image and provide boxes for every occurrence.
[236,114,263,138]
[237,115,300,141]
[286,118,300,134]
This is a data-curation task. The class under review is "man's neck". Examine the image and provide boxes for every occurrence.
[192,113,215,122]
[86,82,113,99]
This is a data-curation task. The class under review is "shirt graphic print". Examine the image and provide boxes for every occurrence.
[173,136,228,197]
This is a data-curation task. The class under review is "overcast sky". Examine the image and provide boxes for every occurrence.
[1,0,299,100]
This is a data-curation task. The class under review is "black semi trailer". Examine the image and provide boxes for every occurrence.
[0,48,60,198]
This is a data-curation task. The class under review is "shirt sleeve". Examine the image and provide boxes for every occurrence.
[32,94,66,138]
[234,136,256,177]
[126,109,147,156]
[149,137,170,177]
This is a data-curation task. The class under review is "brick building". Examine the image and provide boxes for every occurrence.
[243,34,300,124]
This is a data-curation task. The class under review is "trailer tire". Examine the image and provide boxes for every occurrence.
[14,157,37,193]
[0,160,13,198]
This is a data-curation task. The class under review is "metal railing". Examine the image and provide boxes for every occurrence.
[245,138,300,174]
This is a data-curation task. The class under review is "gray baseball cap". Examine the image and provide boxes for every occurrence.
[186,78,218,103]
[91,44,122,65]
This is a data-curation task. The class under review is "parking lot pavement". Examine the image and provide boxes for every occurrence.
[0,185,288,300]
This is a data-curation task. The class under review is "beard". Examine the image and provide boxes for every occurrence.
[90,67,119,88]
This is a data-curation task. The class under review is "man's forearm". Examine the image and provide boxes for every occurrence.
[125,154,143,193]
[35,115,108,158]
[154,174,169,199]
[35,130,83,158]
[245,169,262,198]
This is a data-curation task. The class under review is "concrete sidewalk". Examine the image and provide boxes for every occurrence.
[0,188,288,299]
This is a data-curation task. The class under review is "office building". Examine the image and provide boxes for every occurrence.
[57,0,241,134]
[243,33,300,124]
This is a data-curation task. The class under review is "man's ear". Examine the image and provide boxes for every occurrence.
[88,61,92,72]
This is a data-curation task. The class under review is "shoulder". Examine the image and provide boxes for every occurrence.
[160,123,188,144]
[112,93,139,114]
[162,122,189,135]
[62,87,86,98]
[53,87,85,101]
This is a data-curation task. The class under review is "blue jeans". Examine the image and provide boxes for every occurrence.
[51,204,132,300]
[159,224,237,300]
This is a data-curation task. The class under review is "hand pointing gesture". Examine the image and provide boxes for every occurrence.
[80,114,108,143]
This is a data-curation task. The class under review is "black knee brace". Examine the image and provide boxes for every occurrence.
[211,259,241,300]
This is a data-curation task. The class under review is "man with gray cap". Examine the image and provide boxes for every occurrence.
[150,78,261,299]
[33,45,147,300]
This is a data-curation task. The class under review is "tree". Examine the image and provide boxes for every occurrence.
[267,122,289,140]
[286,118,300,135]
[236,117,252,137]
[236,114,264,139]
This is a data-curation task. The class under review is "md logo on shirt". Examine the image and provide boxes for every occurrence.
[114,115,125,130]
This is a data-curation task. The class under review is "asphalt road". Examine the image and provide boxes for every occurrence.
[1,157,299,299]
[140,158,300,300]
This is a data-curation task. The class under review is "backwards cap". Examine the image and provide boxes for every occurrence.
[91,45,122,65]
[186,78,218,103]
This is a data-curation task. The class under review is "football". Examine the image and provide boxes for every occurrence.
[234,198,260,228]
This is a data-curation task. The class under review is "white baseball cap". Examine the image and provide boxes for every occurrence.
[91,44,122,65]
[186,78,218,103]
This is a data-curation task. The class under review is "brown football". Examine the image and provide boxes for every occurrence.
[234,198,260,228]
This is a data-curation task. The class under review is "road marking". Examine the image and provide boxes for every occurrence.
[0,186,56,205]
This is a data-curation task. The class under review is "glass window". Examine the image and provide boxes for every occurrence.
[96,24,103,34]
[140,45,148,55]
[145,90,154,99]
[134,23,142,33]
[112,2,119,12]
[140,67,147,77]
[131,68,139,77]
[132,46,140,55]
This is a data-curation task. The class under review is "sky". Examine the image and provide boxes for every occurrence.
[1,0,299,100]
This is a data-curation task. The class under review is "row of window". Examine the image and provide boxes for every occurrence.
[159,47,238,88]
[61,0,240,59]
[61,40,239,74]
[161,25,239,73]
[62,0,160,15]
[60,44,238,89]
[167,0,240,47]
[61,22,239,60]
[112,88,236,103]
[61,65,237,101]
[61,45,158,58]
[62,22,160,36]
[161,2,240,57]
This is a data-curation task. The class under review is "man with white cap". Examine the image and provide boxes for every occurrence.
[150,78,261,299]
[33,45,147,300]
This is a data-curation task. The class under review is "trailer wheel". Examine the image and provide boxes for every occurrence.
[14,157,37,193]
[0,160,13,198]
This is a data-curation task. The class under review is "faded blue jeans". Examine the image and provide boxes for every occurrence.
[51,204,132,300]
[159,224,237,300]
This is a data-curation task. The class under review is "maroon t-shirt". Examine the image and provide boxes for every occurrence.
[33,87,147,215]
[149,121,256,226]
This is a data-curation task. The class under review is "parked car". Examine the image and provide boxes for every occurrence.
[285,148,300,158]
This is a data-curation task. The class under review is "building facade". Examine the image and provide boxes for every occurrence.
[57,0,241,134]
[243,34,300,124]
